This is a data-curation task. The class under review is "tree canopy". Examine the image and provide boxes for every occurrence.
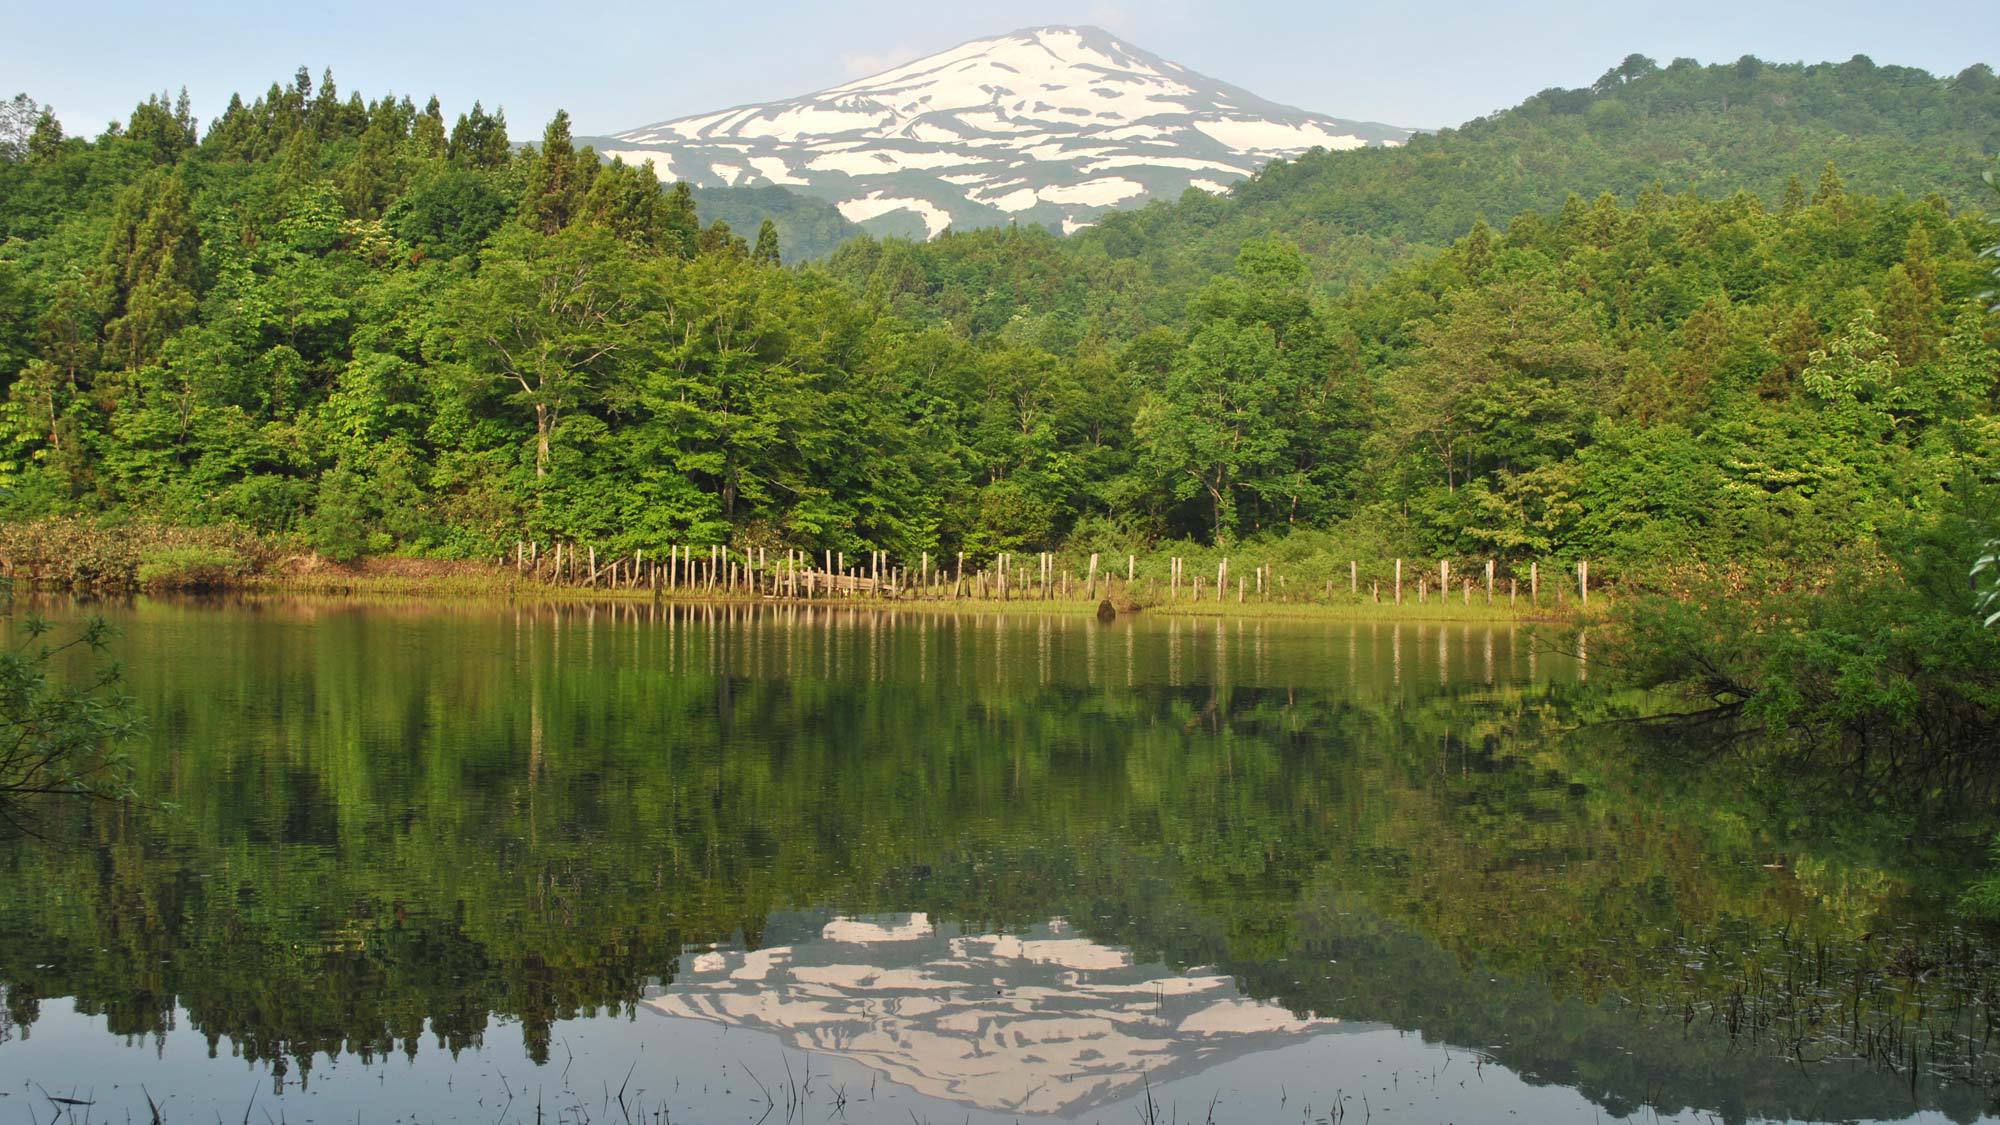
[0,59,1991,573]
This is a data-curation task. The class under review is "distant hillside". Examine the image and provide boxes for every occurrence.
[691,184,863,263]
[821,54,2000,333]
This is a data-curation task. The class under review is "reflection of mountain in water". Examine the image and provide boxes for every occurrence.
[643,913,1367,1116]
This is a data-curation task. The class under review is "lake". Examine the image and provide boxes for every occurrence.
[1,599,1994,1124]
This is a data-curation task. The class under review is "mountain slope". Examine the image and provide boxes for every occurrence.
[821,54,2000,335]
[690,185,862,263]
[585,26,1409,238]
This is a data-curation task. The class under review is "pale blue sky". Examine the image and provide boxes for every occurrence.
[6,0,1988,140]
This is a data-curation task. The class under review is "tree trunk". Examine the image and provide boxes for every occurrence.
[534,402,551,479]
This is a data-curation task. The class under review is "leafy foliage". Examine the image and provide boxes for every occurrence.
[0,60,1992,574]
[0,605,137,836]
[1606,508,2000,806]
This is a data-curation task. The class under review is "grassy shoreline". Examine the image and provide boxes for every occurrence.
[0,519,1599,623]
[216,564,1583,623]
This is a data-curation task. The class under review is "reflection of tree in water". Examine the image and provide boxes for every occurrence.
[0,602,1995,1121]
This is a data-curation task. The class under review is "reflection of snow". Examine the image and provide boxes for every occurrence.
[822,913,934,943]
[645,915,1360,1116]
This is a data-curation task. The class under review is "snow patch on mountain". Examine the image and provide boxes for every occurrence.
[585,26,1411,239]
[836,193,953,237]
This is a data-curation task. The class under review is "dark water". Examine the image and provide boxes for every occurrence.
[0,599,1995,1124]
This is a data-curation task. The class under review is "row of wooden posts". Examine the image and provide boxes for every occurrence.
[508,542,1593,607]
[1160,556,1589,606]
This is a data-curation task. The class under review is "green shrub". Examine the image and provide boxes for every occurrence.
[133,546,250,591]
[0,519,271,590]
[1605,501,2000,809]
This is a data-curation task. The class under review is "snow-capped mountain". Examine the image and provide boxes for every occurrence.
[585,26,1410,239]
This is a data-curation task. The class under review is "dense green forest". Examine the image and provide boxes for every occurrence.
[691,182,862,264]
[0,56,1993,574]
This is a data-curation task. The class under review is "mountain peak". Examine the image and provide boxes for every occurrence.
[588,28,1410,240]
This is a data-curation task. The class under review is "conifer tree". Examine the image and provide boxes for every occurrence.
[1459,219,1494,282]
[1813,160,1846,206]
[697,218,746,259]
[126,92,193,164]
[1880,226,1944,364]
[342,114,401,218]
[310,67,341,135]
[411,96,446,159]
[580,158,679,250]
[276,126,320,193]
[99,170,200,370]
[523,111,588,235]
[662,182,700,259]
[1780,174,1807,215]
[752,219,781,266]
[448,103,510,169]
[36,277,98,394]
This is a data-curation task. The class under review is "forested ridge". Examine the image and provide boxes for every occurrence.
[0,55,1994,576]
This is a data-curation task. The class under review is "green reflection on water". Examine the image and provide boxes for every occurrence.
[0,599,1994,1123]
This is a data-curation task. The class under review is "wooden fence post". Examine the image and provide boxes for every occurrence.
[1395,559,1402,605]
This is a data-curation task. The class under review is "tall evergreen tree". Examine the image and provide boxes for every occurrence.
[342,114,402,218]
[522,111,590,235]
[98,170,199,370]
[662,182,701,259]
[751,219,781,266]
[1780,174,1808,215]
[411,96,446,159]
[448,102,510,169]
[697,218,746,259]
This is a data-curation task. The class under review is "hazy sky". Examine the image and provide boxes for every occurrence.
[7,0,1988,139]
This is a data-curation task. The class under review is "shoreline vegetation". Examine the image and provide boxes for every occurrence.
[0,518,1600,621]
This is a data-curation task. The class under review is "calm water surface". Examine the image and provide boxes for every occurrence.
[0,599,1995,1124]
